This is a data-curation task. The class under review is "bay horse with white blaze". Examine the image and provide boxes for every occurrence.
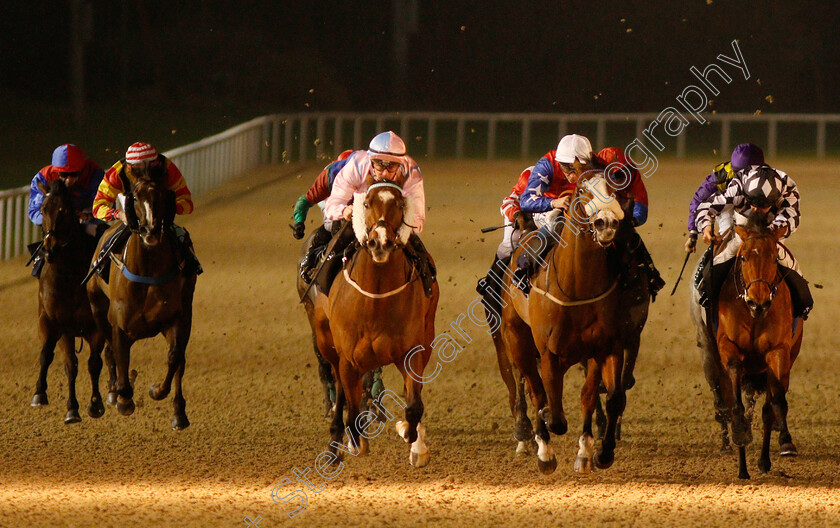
[87,174,196,430]
[30,179,108,423]
[313,182,438,466]
[499,160,628,474]
[714,221,803,479]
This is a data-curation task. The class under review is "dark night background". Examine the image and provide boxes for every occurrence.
[0,1,838,185]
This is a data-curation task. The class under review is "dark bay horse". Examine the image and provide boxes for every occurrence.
[313,182,438,467]
[30,179,107,423]
[713,223,803,479]
[87,175,196,430]
[499,161,628,474]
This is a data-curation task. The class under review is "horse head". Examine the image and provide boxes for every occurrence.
[130,176,176,247]
[353,182,409,264]
[567,159,625,247]
[38,179,76,262]
[733,221,784,319]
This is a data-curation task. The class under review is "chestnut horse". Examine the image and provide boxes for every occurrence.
[30,179,108,423]
[714,222,803,479]
[313,182,438,467]
[499,161,627,474]
[87,175,196,430]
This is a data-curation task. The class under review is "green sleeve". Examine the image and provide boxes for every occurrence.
[293,195,314,224]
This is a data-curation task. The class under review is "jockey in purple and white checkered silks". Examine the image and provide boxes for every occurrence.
[695,163,813,319]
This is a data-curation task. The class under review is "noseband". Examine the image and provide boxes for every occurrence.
[363,182,405,246]
[734,236,784,305]
[570,169,614,246]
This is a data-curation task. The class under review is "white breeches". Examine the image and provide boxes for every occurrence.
[496,222,520,260]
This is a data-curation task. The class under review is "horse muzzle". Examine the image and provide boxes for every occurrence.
[593,212,620,247]
[365,224,397,263]
[745,297,772,319]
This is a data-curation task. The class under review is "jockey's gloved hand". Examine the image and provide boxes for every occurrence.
[685,233,697,254]
[292,222,306,239]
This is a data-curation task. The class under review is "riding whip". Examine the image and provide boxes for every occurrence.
[670,251,692,296]
[480,224,507,233]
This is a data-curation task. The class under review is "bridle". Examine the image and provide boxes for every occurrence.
[568,169,616,247]
[362,182,407,247]
[733,234,785,306]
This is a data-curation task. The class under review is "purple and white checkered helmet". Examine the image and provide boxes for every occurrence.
[743,166,782,208]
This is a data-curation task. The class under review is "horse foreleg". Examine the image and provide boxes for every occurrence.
[766,348,796,459]
[595,349,626,470]
[151,325,183,402]
[31,320,58,407]
[112,327,136,416]
[339,359,368,457]
[59,334,81,424]
[540,351,568,436]
[394,348,430,468]
[104,343,117,406]
[85,330,106,419]
[576,357,601,474]
[718,339,750,479]
[170,311,192,431]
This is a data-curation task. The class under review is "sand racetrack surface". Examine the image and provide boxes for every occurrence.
[1,158,839,527]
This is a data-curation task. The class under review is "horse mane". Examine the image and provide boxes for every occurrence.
[47,178,69,196]
[745,210,773,235]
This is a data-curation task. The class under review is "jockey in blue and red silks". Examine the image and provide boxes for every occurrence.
[506,134,664,299]
[27,144,106,277]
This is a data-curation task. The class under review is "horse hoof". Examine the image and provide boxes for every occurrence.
[117,399,135,416]
[574,455,593,474]
[758,457,771,474]
[410,449,430,468]
[106,392,118,406]
[516,441,530,456]
[64,410,81,424]
[149,384,168,401]
[537,456,558,475]
[593,450,615,470]
[780,443,798,456]
[171,415,190,430]
[738,470,751,480]
[30,393,49,407]
[87,400,105,418]
[732,428,752,447]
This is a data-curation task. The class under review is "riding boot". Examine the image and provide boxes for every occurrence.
[406,233,436,298]
[702,258,735,327]
[513,229,555,294]
[627,233,666,302]
[316,222,358,295]
[27,241,44,278]
[300,225,332,284]
[694,246,713,290]
[173,225,203,277]
[92,224,131,280]
[477,254,511,320]
[781,266,813,320]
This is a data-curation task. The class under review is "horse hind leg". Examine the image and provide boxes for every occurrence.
[340,360,369,457]
[60,334,82,424]
[113,328,136,416]
[313,338,335,418]
[514,370,535,456]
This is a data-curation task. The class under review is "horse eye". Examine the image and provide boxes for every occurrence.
[364,202,369,209]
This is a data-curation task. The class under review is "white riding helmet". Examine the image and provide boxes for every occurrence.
[555,134,593,164]
[368,131,407,165]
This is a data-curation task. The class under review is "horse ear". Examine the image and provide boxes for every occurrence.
[734,225,749,240]
[573,157,583,173]
[37,182,48,195]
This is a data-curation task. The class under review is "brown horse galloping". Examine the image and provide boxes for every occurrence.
[500,161,628,474]
[87,175,196,430]
[30,179,108,424]
[715,223,803,479]
[313,182,438,467]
